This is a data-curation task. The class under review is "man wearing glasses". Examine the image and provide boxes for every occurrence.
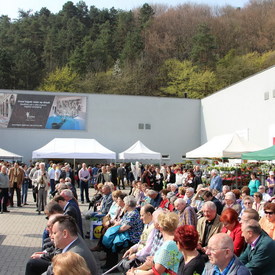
[203,233,250,275]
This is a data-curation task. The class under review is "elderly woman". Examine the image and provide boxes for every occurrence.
[102,195,144,271]
[220,208,245,256]
[175,225,205,275]
[259,202,275,240]
[52,252,91,275]
[127,211,182,275]
[239,196,253,218]
[223,191,242,215]
[252,192,265,217]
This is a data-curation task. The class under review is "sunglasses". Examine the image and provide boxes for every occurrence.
[264,211,274,215]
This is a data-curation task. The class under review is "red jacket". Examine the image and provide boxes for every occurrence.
[221,221,245,256]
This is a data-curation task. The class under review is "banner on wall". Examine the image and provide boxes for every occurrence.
[0,93,87,130]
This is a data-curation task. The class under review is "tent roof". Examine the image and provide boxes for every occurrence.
[32,138,116,159]
[0,148,22,159]
[119,140,161,160]
[186,133,262,159]
[242,145,275,160]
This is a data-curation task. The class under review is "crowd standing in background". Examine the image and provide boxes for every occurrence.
[1,160,275,274]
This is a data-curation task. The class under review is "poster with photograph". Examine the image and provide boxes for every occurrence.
[0,93,87,130]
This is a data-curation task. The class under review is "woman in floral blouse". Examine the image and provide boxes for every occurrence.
[127,211,181,275]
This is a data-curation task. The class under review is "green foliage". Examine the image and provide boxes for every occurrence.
[0,47,14,88]
[0,1,275,97]
[39,66,80,93]
[160,59,217,98]
[216,51,265,88]
[191,23,217,70]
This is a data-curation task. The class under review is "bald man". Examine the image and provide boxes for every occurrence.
[203,233,250,275]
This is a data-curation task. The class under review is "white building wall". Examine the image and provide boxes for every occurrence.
[0,90,201,163]
[201,66,275,147]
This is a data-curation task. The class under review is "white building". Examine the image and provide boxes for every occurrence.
[0,65,275,163]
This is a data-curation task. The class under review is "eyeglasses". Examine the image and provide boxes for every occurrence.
[205,247,229,253]
[264,211,274,215]
[254,195,260,197]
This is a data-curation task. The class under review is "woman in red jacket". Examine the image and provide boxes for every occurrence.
[220,208,245,256]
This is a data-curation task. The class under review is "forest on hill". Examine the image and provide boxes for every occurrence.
[1,0,275,98]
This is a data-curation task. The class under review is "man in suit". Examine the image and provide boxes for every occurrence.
[9,162,24,207]
[59,165,75,186]
[110,163,118,188]
[197,201,223,252]
[117,163,126,189]
[57,189,83,237]
[240,219,275,275]
[46,215,99,275]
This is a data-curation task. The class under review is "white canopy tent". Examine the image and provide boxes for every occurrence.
[0,148,22,160]
[186,133,262,159]
[32,138,116,160]
[119,140,161,160]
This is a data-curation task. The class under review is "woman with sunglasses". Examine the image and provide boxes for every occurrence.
[259,202,275,240]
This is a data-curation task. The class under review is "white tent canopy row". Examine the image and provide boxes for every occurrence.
[186,133,262,159]
[119,140,161,160]
[0,148,22,160]
[32,138,116,159]
[32,139,161,160]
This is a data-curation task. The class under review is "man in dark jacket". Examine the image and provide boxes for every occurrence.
[240,219,275,275]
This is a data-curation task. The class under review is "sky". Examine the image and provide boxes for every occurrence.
[1,0,249,20]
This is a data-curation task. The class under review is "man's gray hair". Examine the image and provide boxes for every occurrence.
[186,187,194,193]
[171,184,178,190]
[124,195,137,208]
[223,185,230,191]
[174,198,186,205]
[243,220,262,235]
[211,169,218,175]
[61,189,74,199]
[147,190,158,196]
[203,201,217,211]
[225,191,236,201]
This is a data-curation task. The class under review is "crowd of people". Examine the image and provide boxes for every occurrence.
[1,160,275,275]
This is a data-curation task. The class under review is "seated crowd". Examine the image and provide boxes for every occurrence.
[1,161,275,275]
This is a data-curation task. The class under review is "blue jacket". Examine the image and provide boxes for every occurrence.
[102,225,130,252]
[203,256,251,275]
[210,175,222,192]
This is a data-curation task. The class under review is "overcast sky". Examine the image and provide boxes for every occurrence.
[1,0,249,20]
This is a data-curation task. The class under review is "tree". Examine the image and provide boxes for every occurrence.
[39,66,80,92]
[14,49,40,89]
[160,59,217,98]
[0,47,14,88]
[191,23,217,70]
[138,3,155,28]
[216,50,262,88]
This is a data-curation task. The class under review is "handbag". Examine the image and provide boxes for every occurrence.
[152,265,177,275]
[102,214,111,228]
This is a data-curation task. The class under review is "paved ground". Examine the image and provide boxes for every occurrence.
[0,189,124,275]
